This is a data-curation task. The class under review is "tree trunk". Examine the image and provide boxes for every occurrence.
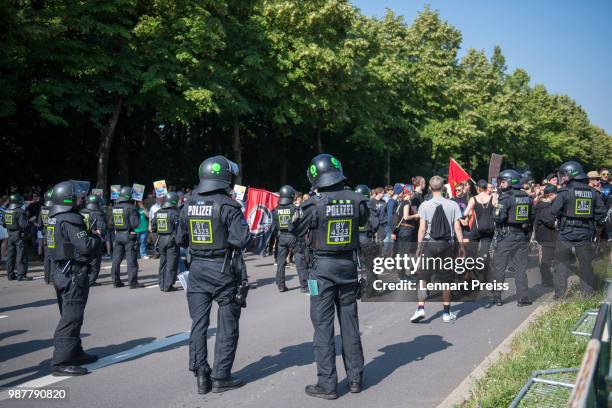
[316,122,323,153]
[96,98,123,189]
[384,149,391,186]
[232,117,243,185]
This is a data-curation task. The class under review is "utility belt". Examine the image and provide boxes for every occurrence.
[189,248,229,259]
[312,249,355,260]
[359,230,374,238]
[560,217,594,229]
[157,231,175,236]
[498,224,528,234]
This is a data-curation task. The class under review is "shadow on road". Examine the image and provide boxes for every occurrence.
[0,329,27,342]
[0,298,57,314]
[0,333,90,363]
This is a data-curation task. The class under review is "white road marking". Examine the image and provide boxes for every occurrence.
[0,315,8,319]
[146,284,159,289]
[0,332,192,401]
[33,276,44,280]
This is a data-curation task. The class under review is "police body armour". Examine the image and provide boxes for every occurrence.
[41,207,51,228]
[507,190,532,225]
[564,186,594,220]
[81,210,91,230]
[276,204,294,231]
[185,195,237,251]
[112,206,128,230]
[311,190,361,252]
[46,217,57,250]
[4,208,18,230]
[156,209,175,234]
[52,214,82,261]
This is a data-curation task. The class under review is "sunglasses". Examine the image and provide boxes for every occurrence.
[602,173,610,176]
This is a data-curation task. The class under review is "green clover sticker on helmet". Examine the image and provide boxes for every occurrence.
[331,157,341,169]
[309,165,318,178]
[211,163,221,175]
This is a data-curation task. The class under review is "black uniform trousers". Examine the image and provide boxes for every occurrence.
[187,256,241,379]
[309,254,364,392]
[490,232,529,300]
[539,242,555,286]
[275,233,294,286]
[293,250,309,289]
[554,239,597,297]
[88,244,103,285]
[43,244,54,284]
[6,230,28,279]
[158,234,179,291]
[51,262,91,369]
[111,231,139,285]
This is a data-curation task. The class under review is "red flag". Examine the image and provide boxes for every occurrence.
[244,188,279,254]
[448,158,471,198]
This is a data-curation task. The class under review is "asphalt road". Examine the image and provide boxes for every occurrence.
[0,254,551,408]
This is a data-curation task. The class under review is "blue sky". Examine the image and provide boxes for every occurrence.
[351,0,612,134]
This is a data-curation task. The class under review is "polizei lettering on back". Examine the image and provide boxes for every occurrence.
[188,205,213,217]
[326,202,354,217]
[574,189,593,198]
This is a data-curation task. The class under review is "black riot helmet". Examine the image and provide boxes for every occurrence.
[49,181,77,216]
[498,169,522,191]
[354,184,371,198]
[116,186,133,203]
[86,194,102,210]
[306,154,347,190]
[44,189,53,207]
[8,193,24,210]
[162,192,180,209]
[278,185,296,205]
[558,160,587,183]
[196,155,239,193]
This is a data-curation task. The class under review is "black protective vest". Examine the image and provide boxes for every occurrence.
[155,209,177,235]
[80,209,92,230]
[51,214,86,261]
[4,208,20,231]
[46,217,57,250]
[506,190,532,225]
[310,190,361,252]
[112,206,129,231]
[40,207,51,228]
[564,186,595,220]
[276,204,294,232]
[185,195,238,251]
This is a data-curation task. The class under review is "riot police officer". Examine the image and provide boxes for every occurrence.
[81,195,107,286]
[551,161,606,298]
[152,192,180,292]
[48,181,101,376]
[273,185,307,292]
[289,154,368,399]
[490,169,534,306]
[110,186,142,288]
[177,156,249,394]
[354,185,379,245]
[2,193,31,280]
[40,190,54,284]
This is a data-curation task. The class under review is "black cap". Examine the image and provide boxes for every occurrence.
[543,184,557,195]
[116,186,132,203]
[49,181,77,217]
[278,185,296,205]
[196,156,239,193]
[306,154,347,189]
[162,192,180,208]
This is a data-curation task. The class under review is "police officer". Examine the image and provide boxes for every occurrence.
[289,154,368,399]
[177,156,249,394]
[2,194,31,281]
[273,185,307,292]
[81,195,107,286]
[40,190,54,284]
[110,186,142,288]
[354,185,379,245]
[48,181,101,376]
[551,161,606,298]
[152,192,180,292]
[490,169,534,306]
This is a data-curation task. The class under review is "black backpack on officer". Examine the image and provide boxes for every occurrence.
[430,204,451,241]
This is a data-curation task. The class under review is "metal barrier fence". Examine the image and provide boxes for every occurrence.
[566,283,611,408]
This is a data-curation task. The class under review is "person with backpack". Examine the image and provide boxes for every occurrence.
[463,180,498,281]
[410,176,465,323]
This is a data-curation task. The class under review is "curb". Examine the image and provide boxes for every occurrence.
[437,292,555,408]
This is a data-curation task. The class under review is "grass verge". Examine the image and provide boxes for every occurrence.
[461,291,604,407]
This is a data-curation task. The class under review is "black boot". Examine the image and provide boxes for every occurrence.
[129,282,145,289]
[52,365,88,376]
[197,369,212,395]
[278,284,288,293]
[212,376,244,393]
[349,378,362,393]
[114,281,125,288]
[75,352,98,365]
[517,298,532,307]
[305,384,338,400]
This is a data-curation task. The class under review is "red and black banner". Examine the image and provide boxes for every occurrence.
[244,188,279,254]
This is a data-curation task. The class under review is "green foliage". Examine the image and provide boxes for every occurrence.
[1,1,609,190]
